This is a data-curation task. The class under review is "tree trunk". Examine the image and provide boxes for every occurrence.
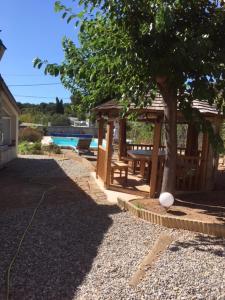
[186,124,199,156]
[158,81,177,194]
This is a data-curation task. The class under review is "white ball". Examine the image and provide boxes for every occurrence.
[159,192,174,208]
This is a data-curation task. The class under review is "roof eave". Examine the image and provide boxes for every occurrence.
[0,40,6,61]
[0,75,20,114]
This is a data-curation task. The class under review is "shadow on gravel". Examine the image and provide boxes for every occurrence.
[0,157,120,300]
[169,234,225,257]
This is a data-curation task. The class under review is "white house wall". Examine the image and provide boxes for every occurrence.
[0,89,19,166]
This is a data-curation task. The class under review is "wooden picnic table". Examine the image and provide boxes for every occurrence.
[127,149,165,177]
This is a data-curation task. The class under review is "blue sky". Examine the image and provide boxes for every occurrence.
[0,0,80,104]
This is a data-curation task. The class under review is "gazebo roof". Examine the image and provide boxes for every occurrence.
[94,94,222,120]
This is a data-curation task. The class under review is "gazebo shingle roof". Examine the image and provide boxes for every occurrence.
[94,94,221,117]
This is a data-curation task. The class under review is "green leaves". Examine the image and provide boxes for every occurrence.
[34,0,225,150]
[54,1,64,12]
[67,15,75,24]
[33,58,44,69]
[54,0,85,26]
[62,12,67,19]
[155,3,172,32]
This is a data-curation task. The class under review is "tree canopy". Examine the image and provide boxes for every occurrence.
[18,100,77,126]
[56,97,65,114]
[35,1,225,110]
[34,0,225,193]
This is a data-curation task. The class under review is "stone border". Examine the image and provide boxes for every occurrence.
[79,155,96,172]
[117,198,225,238]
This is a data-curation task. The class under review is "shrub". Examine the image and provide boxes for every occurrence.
[18,141,43,155]
[127,122,154,144]
[19,127,43,143]
[42,126,48,136]
[42,143,61,154]
[50,114,70,126]
[19,112,50,126]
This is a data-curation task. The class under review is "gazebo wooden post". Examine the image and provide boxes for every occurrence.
[96,117,104,178]
[200,132,209,189]
[204,117,222,190]
[98,117,104,146]
[149,121,162,198]
[118,118,127,160]
[104,120,114,188]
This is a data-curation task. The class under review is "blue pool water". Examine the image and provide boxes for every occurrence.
[51,133,93,138]
[52,137,99,149]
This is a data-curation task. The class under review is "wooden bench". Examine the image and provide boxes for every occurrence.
[111,161,128,184]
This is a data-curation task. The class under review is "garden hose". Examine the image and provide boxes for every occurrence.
[6,182,56,300]
[175,198,225,210]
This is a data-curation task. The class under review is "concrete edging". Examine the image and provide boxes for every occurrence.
[117,198,225,238]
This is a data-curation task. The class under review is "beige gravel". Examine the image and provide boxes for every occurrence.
[0,155,224,300]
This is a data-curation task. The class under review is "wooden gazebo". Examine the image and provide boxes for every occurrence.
[94,95,223,198]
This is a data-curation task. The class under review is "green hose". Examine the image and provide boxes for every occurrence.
[6,183,56,300]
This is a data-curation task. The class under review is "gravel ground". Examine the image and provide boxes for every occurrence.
[3,154,91,178]
[74,214,225,300]
[0,155,225,300]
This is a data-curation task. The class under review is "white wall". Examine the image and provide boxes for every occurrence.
[0,146,17,167]
[0,90,19,165]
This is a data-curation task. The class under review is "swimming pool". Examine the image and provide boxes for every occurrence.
[52,137,100,149]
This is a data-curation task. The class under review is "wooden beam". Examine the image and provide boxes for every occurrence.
[213,118,223,175]
[104,121,114,188]
[149,122,162,198]
[96,118,104,178]
[118,118,127,160]
[98,118,104,146]
[200,132,209,189]
[205,118,222,190]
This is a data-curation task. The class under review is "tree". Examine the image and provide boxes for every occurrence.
[56,97,60,113]
[70,91,87,120]
[56,97,64,114]
[34,0,225,194]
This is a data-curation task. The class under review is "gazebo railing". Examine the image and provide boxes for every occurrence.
[121,143,204,192]
[126,143,202,157]
[176,155,202,190]
[155,155,202,193]
[126,143,154,151]
[177,147,186,155]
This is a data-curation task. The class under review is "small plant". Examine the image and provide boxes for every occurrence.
[42,126,48,136]
[42,143,61,154]
[18,141,43,155]
[19,127,43,143]
[134,202,144,209]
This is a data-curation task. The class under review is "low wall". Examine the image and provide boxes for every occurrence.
[47,126,98,137]
[118,198,225,238]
